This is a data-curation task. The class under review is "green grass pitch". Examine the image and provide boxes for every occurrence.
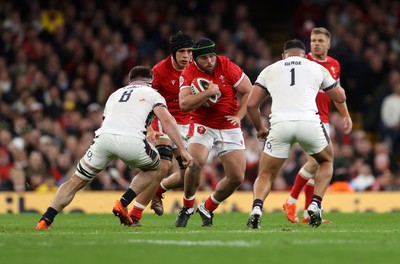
[1,212,399,264]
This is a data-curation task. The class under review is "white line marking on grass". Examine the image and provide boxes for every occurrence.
[292,239,369,244]
[126,239,261,247]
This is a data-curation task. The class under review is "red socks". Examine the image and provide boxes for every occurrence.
[290,173,309,199]
[129,206,143,221]
[183,197,195,208]
[155,185,167,198]
[205,196,219,212]
[304,183,314,209]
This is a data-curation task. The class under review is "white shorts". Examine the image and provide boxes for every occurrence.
[154,122,189,149]
[263,121,329,158]
[76,134,160,180]
[188,123,245,156]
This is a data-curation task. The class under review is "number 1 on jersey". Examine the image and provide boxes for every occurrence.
[290,68,295,86]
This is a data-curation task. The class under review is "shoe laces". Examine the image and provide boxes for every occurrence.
[179,207,193,216]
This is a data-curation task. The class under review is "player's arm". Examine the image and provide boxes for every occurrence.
[227,74,252,125]
[321,66,346,103]
[247,84,269,142]
[333,100,353,134]
[179,82,220,111]
[331,79,352,134]
[324,83,346,103]
[153,105,193,166]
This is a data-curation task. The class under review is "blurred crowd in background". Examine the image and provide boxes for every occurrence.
[0,0,399,193]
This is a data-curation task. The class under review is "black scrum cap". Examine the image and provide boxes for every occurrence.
[170,31,193,61]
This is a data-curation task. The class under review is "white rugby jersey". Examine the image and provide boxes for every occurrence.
[95,84,167,139]
[255,56,336,124]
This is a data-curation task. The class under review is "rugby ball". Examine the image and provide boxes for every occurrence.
[190,78,221,107]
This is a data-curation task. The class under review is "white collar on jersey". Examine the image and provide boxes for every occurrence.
[129,80,152,87]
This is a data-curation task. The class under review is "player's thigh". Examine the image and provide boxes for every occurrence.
[258,152,287,178]
[187,142,210,167]
[219,149,246,178]
[263,122,294,158]
[214,128,245,156]
[108,135,160,170]
[296,121,329,156]
[82,135,116,171]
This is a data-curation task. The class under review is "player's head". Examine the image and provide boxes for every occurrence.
[128,66,153,83]
[192,38,217,61]
[192,38,217,74]
[170,31,193,65]
[283,39,306,58]
[311,27,331,40]
[310,27,331,59]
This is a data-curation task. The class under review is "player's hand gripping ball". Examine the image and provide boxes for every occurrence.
[190,78,221,107]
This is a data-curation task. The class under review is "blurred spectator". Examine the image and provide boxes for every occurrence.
[1,167,27,192]
[371,171,396,191]
[380,81,400,155]
[35,175,58,192]
[25,150,48,185]
[328,167,354,192]
[40,8,64,34]
[351,163,375,191]
[0,147,13,184]
[0,0,398,192]
[96,73,116,105]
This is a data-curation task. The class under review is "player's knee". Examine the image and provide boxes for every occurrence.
[304,160,319,173]
[156,144,173,161]
[75,160,97,180]
[159,159,172,172]
[229,174,244,187]
[155,160,171,181]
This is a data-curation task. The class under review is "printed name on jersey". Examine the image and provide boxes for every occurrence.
[284,61,302,66]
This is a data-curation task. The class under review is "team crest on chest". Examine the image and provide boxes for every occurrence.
[171,80,176,85]
[219,75,226,84]
[330,66,337,78]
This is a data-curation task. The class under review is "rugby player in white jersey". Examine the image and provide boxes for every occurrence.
[36,66,193,229]
[246,39,347,228]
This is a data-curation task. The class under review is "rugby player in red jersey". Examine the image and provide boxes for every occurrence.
[175,38,252,227]
[283,27,353,224]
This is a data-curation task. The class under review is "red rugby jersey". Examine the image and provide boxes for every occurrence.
[180,56,244,129]
[306,53,341,123]
[152,55,190,125]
